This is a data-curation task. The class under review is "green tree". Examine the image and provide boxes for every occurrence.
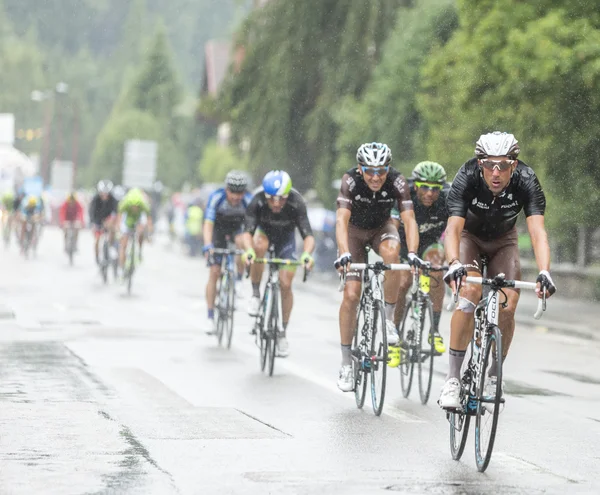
[197,140,248,183]
[334,0,458,176]
[220,0,403,203]
[417,0,600,261]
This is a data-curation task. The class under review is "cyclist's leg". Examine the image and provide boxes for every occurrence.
[394,242,412,327]
[93,223,102,261]
[486,228,521,371]
[119,214,131,268]
[272,231,297,332]
[372,221,402,334]
[207,230,226,321]
[449,234,482,373]
[249,229,269,297]
[421,242,446,352]
[234,231,245,280]
[137,213,147,254]
[339,225,367,367]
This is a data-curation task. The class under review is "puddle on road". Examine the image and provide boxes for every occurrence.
[504,380,567,397]
[544,370,600,385]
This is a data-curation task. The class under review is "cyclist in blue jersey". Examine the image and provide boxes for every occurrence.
[203,171,252,334]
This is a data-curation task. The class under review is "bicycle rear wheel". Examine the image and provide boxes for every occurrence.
[475,324,503,472]
[353,303,368,409]
[267,289,279,377]
[398,298,415,398]
[370,300,388,416]
[418,298,435,404]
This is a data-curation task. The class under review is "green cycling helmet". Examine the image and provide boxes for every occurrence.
[411,161,447,184]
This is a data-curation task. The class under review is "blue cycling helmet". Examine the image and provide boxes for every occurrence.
[262,170,292,197]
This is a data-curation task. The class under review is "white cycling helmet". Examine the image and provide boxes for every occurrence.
[112,185,125,201]
[474,131,520,159]
[356,142,392,168]
[97,179,114,194]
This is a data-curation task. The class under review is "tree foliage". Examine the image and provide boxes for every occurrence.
[417,0,600,257]
[220,0,404,203]
[197,141,248,184]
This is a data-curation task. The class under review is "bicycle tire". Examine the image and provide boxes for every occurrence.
[258,287,270,372]
[101,238,109,284]
[127,239,135,295]
[399,298,415,398]
[267,288,278,377]
[353,302,367,409]
[216,274,227,346]
[418,298,435,405]
[226,273,235,349]
[475,324,503,472]
[370,300,388,416]
[450,412,471,460]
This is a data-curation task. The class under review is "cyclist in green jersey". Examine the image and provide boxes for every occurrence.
[117,188,153,271]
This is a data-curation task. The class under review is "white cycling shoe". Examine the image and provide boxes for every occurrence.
[248,296,260,317]
[484,376,504,400]
[276,336,289,357]
[438,377,461,409]
[337,365,354,392]
[386,320,399,346]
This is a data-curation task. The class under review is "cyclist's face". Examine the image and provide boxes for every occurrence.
[100,192,109,201]
[266,195,287,213]
[226,189,244,206]
[415,184,441,207]
[359,166,388,192]
[479,155,515,195]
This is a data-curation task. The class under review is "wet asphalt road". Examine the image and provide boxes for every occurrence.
[0,227,599,494]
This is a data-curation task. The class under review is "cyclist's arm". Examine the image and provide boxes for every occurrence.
[203,219,214,246]
[444,216,465,265]
[335,207,351,254]
[302,234,315,255]
[294,193,314,244]
[526,215,550,272]
[243,195,260,250]
[390,207,401,230]
[399,209,419,253]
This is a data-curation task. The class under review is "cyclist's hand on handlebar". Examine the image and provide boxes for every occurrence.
[443,261,467,292]
[202,243,214,260]
[407,252,426,270]
[334,252,352,273]
[536,270,556,298]
[300,251,314,270]
[242,247,256,265]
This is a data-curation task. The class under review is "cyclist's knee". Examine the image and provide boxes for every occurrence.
[398,272,412,292]
[378,241,400,262]
[501,290,520,315]
[343,284,361,307]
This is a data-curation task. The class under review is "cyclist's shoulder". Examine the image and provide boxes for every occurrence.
[207,187,226,204]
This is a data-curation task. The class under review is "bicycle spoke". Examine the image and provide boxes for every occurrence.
[418,299,435,405]
[475,325,503,472]
[370,301,387,416]
[399,298,416,398]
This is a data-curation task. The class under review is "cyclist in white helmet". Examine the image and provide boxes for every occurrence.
[89,180,118,264]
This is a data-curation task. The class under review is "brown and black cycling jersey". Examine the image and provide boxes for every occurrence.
[446,158,546,241]
[336,167,413,230]
[244,188,313,242]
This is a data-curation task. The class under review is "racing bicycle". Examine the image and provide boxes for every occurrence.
[340,258,411,416]
[447,260,547,472]
[399,263,448,405]
[98,227,118,283]
[211,242,244,349]
[250,247,309,376]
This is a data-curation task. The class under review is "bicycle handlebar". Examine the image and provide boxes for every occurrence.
[449,275,546,319]
[211,248,245,255]
[245,257,311,282]
[350,263,411,271]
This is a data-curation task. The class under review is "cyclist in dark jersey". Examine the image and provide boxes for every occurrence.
[203,171,252,334]
[334,142,423,392]
[439,131,557,409]
[89,180,119,265]
[391,161,449,355]
[242,170,314,358]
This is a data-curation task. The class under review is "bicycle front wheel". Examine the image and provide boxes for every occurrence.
[370,300,388,416]
[225,274,235,349]
[418,298,435,404]
[475,324,503,472]
[216,276,226,346]
[258,288,269,371]
[353,303,368,409]
[398,298,416,398]
[267,289,279,377]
